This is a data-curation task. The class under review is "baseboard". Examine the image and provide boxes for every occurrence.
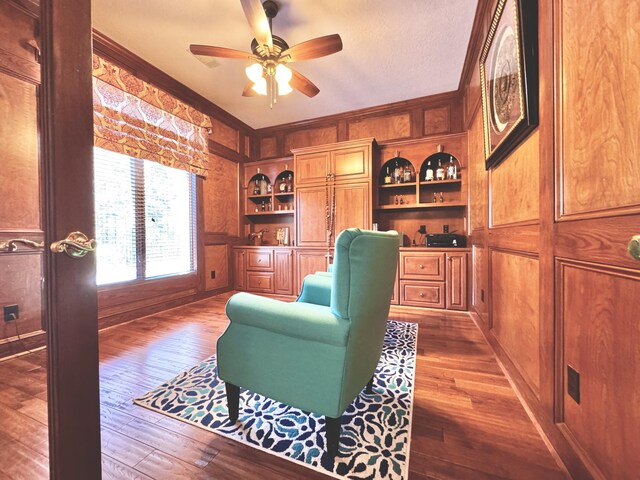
[469,310,595,480]
[0,329,46,360]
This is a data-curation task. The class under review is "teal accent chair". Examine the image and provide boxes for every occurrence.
[217,228,399,456]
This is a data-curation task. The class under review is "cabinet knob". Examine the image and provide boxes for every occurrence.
[258,258,262,262]
[419,292,424,297]
[628,235,640,260]
[257,280,261,285]
[419,264,424,269]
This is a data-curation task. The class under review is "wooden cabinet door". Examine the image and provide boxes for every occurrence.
[274,249,294,295]
[296,185,328,247]
[446,253,467,310]
[295,151,329,185]
[233,249,246,290]
[333,182,370,240]
[400,252,446,280]
[330,145,370,182]
[295,249,329,294]
[246,249,273,271]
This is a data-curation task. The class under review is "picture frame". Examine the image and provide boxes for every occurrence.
[480,0,538,170]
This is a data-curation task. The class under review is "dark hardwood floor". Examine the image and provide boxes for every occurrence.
[0,292,568,479]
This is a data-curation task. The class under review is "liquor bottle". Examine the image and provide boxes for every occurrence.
[394,195,399,205]
[432,192,437,203]
[260,178,267,195]
[393,161,401,183]
[287,173,293,192]
[403,164,412,183]
[399,195,404,205]
[436,160,445,181]
[439,192,444,203]
[261,201,265,211]
[447,155,457,180]
[253,179,260,195]
[425,160,434,181]
[384,167,392,184]
[267,182,272,194]
[279,177,287,192]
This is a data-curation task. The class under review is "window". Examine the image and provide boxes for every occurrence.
[94,148,196,286]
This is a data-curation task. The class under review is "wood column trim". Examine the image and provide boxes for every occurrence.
[42,0,101,478]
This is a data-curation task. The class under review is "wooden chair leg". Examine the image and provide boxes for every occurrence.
[326,416,342,457]
[225,382,240,423]
[365,375,374,394]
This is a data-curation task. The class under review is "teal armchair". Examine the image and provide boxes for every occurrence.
[217,228,399,456]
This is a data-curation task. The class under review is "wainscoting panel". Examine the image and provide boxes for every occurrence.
[204,245,229,291]
[283,125,338,154]
[423,105,451,136]
[348,112,412,142]
[556,0,640,219]
[490,249,540,395]
[490,131,540,227]
[210,116,239,153]
[558,260,640,480]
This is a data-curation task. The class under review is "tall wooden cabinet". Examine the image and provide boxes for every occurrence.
[294,138,375,247]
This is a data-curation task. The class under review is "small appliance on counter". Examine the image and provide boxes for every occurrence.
[426,233,467,248]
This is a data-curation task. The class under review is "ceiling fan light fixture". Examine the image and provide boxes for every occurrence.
[275,63,292,84]
[251,77,268,95]
[277,81,293,96]
[245,62,264,83]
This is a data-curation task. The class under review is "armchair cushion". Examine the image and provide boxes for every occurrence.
[296,273,331,306]
[226,292,349,347]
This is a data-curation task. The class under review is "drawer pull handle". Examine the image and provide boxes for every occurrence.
[257,280,261,285]
[419,292,424,297]
[419,264,424,269]
[258,259,262,262]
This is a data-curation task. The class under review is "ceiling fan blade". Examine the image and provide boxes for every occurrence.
[280,34,343,62]
[189,44,254,60]
[242,81,259,97]
[240,0,273,50]
[290,69,320,97]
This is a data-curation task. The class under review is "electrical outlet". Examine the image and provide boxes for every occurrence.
[210,270,216,279]
[3,304,19,322]
[567,365,580,404]
[443,224,449,233]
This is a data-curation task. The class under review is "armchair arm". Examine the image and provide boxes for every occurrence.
[297,273,331,306]
[225,292,348,346]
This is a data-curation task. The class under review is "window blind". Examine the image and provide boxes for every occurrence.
[94,147,196,286]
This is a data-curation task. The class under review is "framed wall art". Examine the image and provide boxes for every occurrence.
[480,0,538,170]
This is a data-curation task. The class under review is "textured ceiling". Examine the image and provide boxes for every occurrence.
[92,0,478,129]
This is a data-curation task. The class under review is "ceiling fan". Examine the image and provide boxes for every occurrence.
[189,0,342,105]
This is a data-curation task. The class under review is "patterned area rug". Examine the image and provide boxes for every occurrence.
[134,320,417,479]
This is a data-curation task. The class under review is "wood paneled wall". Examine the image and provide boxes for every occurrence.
[464,0,639,478]
[255,92,464,160]
[0,1,45,357]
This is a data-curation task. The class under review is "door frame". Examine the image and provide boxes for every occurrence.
[41,0,102,478]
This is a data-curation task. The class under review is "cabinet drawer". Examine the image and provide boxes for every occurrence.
[247,250,273,271]
[246,272,274,293]
[400,252,445,280]
[400,280,445,308]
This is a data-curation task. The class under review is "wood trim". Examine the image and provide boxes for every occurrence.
[197,177,206,292]
[0,46,40,85]
[208,139,247,164]
[458,0,494,94]
[0,329,46,359]
[92,30,254,135]
[42,0,102,477]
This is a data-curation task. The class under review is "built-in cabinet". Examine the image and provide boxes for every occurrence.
[236,137,469,310]
[294,139,375,247]
[397,249,468,310]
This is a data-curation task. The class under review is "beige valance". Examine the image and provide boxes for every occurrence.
[92,54,210,178]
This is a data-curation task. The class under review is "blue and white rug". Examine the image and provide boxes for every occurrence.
[134,320,418,479]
